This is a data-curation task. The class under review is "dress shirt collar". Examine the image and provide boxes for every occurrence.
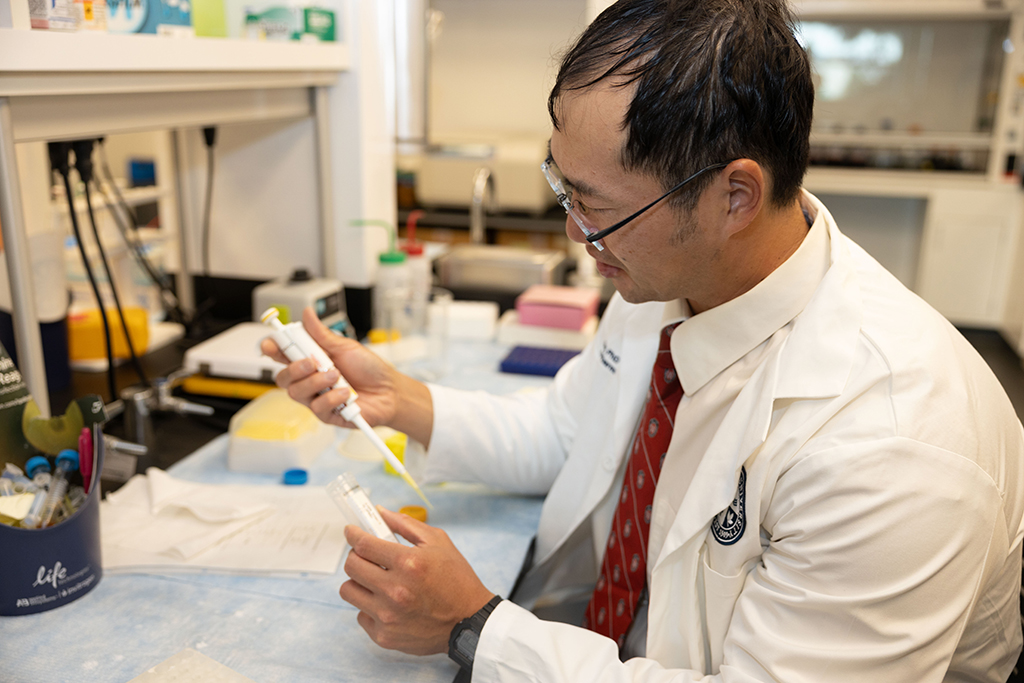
[665,191,830,395]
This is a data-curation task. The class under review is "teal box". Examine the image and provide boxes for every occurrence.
[107,0,193,35]
[243,5,335,41]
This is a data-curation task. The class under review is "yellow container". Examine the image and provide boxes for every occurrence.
[68,308,149,361]
[383,431,408,476]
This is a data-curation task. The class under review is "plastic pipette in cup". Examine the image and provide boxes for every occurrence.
[21,457,52,529]
[261,307,432,508]
[39,449,78,528]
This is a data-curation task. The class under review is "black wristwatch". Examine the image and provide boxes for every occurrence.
[448,595,503,675]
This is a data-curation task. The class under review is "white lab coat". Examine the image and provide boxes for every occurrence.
[424,195,1024,683]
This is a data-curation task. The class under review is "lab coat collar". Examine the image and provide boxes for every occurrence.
[650,191,863,620]
[670,191,831,396]
[772,193,862,400]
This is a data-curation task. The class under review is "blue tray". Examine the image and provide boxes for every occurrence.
[499,345,580,377]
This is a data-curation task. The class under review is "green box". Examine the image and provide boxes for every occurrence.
[243,5,336,42]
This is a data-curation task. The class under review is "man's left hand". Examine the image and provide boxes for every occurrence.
[340,507,496,655]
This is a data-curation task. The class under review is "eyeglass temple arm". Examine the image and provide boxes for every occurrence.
[585,163,730,244]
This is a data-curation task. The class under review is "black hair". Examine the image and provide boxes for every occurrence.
[549,0,814,210]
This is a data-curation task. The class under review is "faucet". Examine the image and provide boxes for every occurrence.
[469,166,495,245]
[119,369,215,458]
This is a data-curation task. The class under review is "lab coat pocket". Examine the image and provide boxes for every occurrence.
[701,553,749,672]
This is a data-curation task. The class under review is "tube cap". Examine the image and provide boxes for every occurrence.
[25,456,51,478]
[283,469,308,485]
[56,449,79,471]
[399,505,428,523]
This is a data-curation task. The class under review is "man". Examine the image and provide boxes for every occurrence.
[264,0,1024,680]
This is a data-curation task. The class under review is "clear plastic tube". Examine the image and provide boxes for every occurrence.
[21,490,48,529]
[326,473,398,542]
[39,450,78,528]
[2,464,36,494]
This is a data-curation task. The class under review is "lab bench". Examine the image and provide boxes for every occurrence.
[0,339,552,683]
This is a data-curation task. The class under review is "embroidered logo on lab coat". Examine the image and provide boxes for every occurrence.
[600,342,621,374]
[711,467,746,546]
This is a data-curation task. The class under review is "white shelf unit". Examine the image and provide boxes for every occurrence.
[796,1,1024,362]
[793,0,1019,20]
[805,168,1024,332]
[0,28,353,415]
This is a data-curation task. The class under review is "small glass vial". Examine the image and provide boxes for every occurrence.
[326,473,398,542]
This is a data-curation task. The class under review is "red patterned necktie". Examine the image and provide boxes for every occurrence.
[583,322,682,647]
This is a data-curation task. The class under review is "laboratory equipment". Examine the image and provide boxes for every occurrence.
[515,285,600,331]
[436,244,568,293]
[252,269,351,337]
[374,249,411,333]
[25,456,51,489]
[20,456,51,530]
[260,307,432,507]
[326,472,399,542]
[499,345,580,377]
[799,15,1010,173]
[414,137,556,213]
[2,464,36,494]
[227,389,334,474]
[399,505,428,523]
[39,449,78,528]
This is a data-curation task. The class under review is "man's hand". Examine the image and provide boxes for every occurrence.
[340,507,496,656]
[260,307,433,444]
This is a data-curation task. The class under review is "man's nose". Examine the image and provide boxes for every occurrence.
[565,214,588,245]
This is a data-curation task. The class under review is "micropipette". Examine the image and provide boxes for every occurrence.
[261,307,432,508]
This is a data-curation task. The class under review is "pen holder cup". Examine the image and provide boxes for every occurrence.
[0,426,105,616]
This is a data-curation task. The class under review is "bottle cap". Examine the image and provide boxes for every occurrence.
[56,449,79,471]
[25,456,51,478]
[379,251,407,264]
[401,241,424,256]
[283,468,308,485]
[399,505,428,523]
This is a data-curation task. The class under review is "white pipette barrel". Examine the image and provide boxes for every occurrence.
[261,308,432,508]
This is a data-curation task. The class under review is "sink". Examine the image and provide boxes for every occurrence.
[435,244,568,292]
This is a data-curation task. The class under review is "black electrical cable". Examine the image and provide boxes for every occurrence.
[83,183,152,387]
[91,146,190,326]
[50,142,117,404]
[73,140,151,389]
[201,126,216,277]
[95,139,140,228]
[94,177,189,328]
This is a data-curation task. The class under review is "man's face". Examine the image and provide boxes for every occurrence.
[550,84,726,306]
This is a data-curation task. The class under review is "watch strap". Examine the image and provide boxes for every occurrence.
[448,595,503,674]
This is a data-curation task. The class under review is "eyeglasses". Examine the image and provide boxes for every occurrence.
[541,154,729,251]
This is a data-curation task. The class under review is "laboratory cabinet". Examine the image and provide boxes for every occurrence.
[0,0,400,415]
[582,0,1024,360]
[789,0,1024,353]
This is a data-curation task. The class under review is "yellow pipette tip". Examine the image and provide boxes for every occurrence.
[401,470,433,509]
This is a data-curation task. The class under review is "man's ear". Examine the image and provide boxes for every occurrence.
[721,159,765,238]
